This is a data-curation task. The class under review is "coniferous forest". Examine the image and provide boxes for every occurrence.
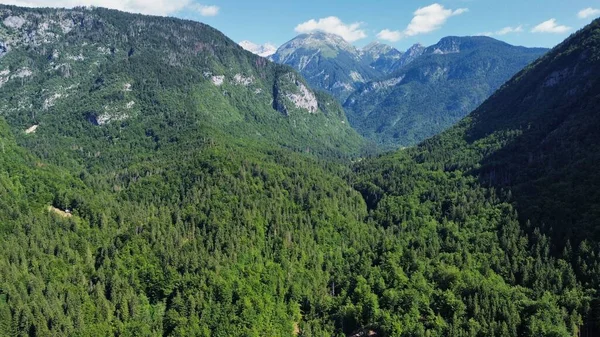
[1,4,600,337]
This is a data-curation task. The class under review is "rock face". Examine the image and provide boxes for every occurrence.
[274,73,318,115]
[271,32,382,102]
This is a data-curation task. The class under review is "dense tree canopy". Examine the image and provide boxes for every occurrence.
[0,5,599,337]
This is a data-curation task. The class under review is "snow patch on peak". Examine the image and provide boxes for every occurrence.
[239,40,277,57]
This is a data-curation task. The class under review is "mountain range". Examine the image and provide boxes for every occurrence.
[2,4,600,337]
[345,36,548,148]
[258,32,547,148]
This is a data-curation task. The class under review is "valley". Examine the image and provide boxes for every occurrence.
[0,4,599,337]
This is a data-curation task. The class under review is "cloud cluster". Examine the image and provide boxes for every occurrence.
[1,0,219,17]
[187,3,219,17]
[405,4,468,37]
[531,19,571,34]
[376,3,468,42]
[376,29,402,42]
[294,16,367,42]
[479,25,523,37]
[578,8,600,19]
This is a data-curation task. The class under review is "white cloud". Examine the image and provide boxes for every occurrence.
[531,19,571,33]
[188,3,219,16]
[378,3,468,41]
[294,16,367,42]
[376,29,402,42]
[578,8,600,19]
[496,25,524,35]
[0,0,219,17]
[479,25,524,36]
[404,3,468,37]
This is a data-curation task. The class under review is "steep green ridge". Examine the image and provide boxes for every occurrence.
[345,36,547,149]
[413,18,600,287]
[271,32,383,102]
[0,117,82,221]
[352,19,600,335]
[0,5,365,164]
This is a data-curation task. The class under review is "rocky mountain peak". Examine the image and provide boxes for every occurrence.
[238,40,277,57]
[361,42,402,61]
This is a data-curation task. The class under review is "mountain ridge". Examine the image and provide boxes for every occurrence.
[344,35,548,149]
[0,5,366,162]
[271,32,383,102]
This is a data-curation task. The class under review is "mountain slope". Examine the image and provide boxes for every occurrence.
[0,5,597,337]
[0,6,378,336]
[416,19,600,260]
[360,41,403,74]
[353,18,600,336]
[390,43,425,70]
[271,32,382,102]
[345,36,548,149]
[0,5,365,163]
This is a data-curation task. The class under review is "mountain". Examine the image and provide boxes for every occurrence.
[270,32,382,102]
[417,19,600,257]
[0,5,375,336]
[352,19,600,336]
[238,40,277,57]
[390,42,425,69]
[1,4,599,337]
[360,41,403,74]
[344,36,548,149]
[0,5,365,160]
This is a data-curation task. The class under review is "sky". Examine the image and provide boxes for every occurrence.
[1,0,600,51]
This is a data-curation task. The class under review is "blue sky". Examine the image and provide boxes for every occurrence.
[3,0,600,50]
[177,0,600,50]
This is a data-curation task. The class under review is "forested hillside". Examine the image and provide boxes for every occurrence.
[0,5,365,164]
[0,4,599,337]
[412,17,600,290]
[352,18,600,335]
